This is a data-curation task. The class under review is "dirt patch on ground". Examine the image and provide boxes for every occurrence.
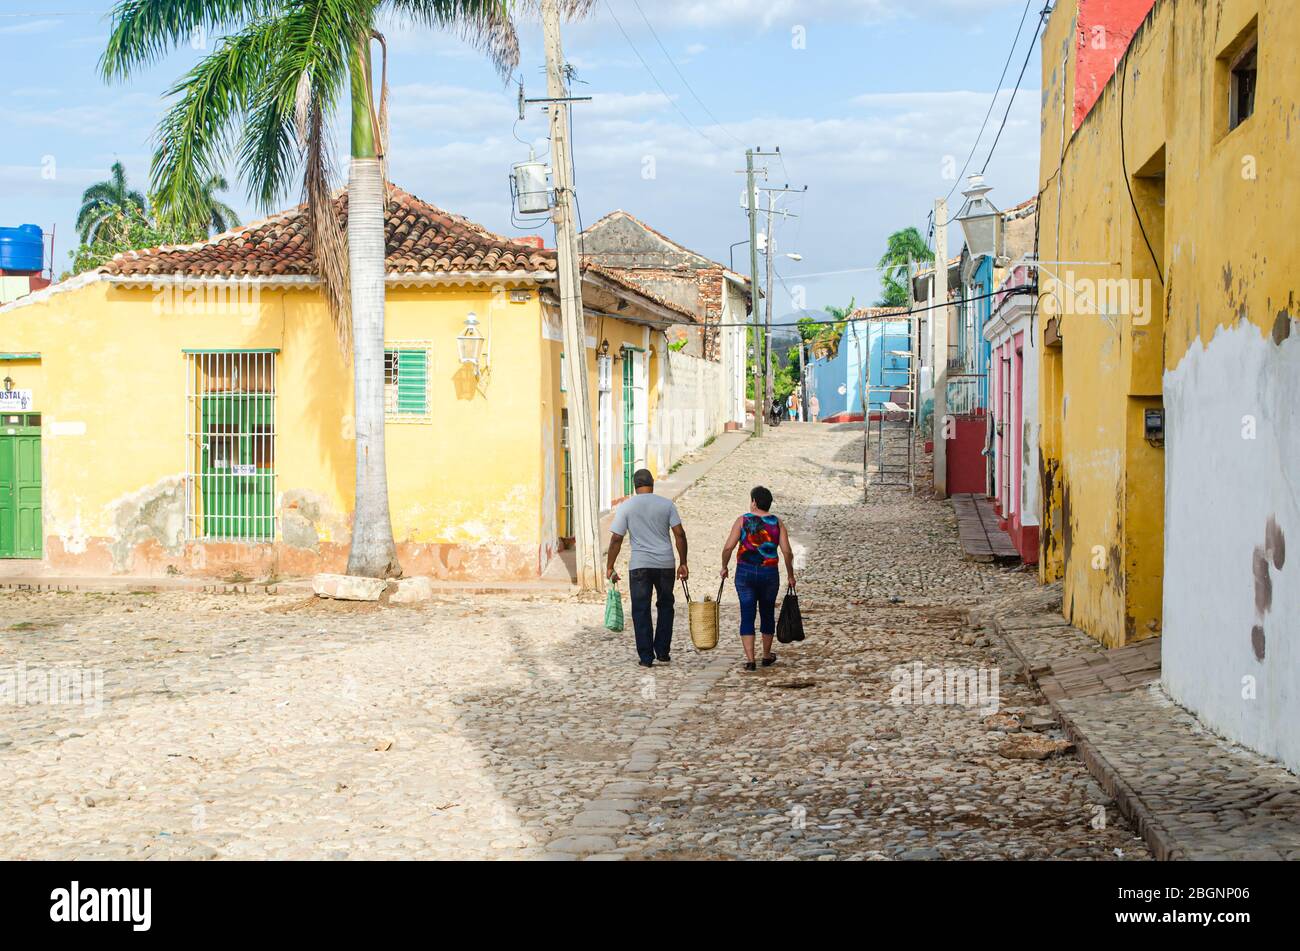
[265,596,386,616]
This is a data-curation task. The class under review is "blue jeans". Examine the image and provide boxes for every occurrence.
[735,562,780,636]
[629,567,675,663]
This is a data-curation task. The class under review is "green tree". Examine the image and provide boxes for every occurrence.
[100,0,577,578]
[805,297,854,358]
[76,160,149,244]
[66,211,206,278]
[192,174,242,235]
[877,226,933,307]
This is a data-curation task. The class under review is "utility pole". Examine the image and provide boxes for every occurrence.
[754,180,805,428]
[797,334,807,421]
[542,0,600,590]
[744,150,764,437]
[763,188,777,412]
[933,197,950,499]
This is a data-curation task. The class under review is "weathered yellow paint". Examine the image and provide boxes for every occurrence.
[0,276,563,578]
[0,272,672,580]
[542,303,666,545]
[1038,0,1289,646]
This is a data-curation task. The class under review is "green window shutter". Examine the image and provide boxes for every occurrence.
[395,349,428,415]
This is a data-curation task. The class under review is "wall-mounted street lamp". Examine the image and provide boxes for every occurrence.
[955,174,1003,260]
[457,312,487,376]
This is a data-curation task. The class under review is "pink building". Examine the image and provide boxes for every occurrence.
[983,261,1040,564]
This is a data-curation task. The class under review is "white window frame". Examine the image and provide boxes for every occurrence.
[384,341,432,424]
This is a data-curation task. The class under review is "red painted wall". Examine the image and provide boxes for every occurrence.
[1073,0,1159,130]
[946,417,988,495]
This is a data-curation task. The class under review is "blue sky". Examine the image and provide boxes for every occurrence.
[1,0,1043,311]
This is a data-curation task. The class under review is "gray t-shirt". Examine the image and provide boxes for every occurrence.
[610,493,682,570]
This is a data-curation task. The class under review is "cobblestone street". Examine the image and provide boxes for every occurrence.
[0,424,1148,860]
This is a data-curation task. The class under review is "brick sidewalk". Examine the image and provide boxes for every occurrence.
[989,607,1300,860]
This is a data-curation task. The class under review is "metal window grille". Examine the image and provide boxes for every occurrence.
[622,352,635,495]
[561,408,573,538]
[384,343,432,423]
[185,350,277,542]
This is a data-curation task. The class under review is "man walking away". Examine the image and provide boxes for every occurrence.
[606,469,688,667]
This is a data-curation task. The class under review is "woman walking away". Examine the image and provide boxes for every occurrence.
[720,486,796,672]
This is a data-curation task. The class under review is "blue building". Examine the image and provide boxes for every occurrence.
[807,308,911,422]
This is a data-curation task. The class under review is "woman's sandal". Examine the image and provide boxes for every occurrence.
[762,653,778,667]
[744,661,757,672]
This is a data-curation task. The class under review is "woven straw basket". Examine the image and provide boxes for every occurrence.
[684,579,724,651]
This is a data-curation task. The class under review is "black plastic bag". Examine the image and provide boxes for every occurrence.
[776,589,804,643]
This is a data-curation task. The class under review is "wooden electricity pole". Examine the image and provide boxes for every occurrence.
[933,197,950,499]
[745,149,764,437]
[543,0,600,590]
[763,189,777,410]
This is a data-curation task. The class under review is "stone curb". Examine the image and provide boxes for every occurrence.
[989,614,1183,862]
[542,650,733,859]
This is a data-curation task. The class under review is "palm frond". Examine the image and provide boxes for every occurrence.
[303,99,352,362]
[149,17,282,222]
[209,200,242,234]
[387,0,523,79]
[101,0,275,80]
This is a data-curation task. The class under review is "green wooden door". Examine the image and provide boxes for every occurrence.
[201,393,274,539]
[0,420,42,558]
[622,354,635,495]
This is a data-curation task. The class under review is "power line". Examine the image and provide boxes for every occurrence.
[626,0,744,146]
[980,4,1050,176]
[601,0,730,150]
[1120,64,1164,285]
[656,283,1035,328]
[945,0,1036,202]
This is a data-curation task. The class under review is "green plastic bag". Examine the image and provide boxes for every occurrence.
[604,582,625,632]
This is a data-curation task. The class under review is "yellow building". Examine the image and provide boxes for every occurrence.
[1039,0,1300,769]
[0,186,695,581]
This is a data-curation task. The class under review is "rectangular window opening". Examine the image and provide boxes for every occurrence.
[185,351,277,542]
[1230,42,1258,130]
[384,344,431,422]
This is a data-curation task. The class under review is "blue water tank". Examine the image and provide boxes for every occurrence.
[0,224,44,274]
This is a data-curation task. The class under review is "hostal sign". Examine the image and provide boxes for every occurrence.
[0,389,33,412]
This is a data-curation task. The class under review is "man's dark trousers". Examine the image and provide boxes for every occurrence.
[629,567,675,664]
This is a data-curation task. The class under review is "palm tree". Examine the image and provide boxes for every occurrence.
[76,160,149,244]
[877,226,934,307]
[100,0,570,579]
[193,174,242,235]
[815,297,855,357]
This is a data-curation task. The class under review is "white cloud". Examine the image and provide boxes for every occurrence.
[378,80,1039,309]
[0,18,59,36]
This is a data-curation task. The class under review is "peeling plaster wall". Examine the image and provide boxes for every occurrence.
[0,279,552,581]
[1163,321,1299,771]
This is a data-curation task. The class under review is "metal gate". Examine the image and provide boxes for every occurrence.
[620,348,647,496]
[622,353,635,495]
[185,351,277,541]
[0,413,41,558]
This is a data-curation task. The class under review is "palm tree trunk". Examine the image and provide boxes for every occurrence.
[345,38,400,578]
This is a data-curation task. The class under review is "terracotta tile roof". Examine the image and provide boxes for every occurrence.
[580,262,697,321]
[582,208,750,283]
[846,305,912,320]
[103,185,557,278]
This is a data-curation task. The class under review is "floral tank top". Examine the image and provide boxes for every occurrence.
[738,514,781,568]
